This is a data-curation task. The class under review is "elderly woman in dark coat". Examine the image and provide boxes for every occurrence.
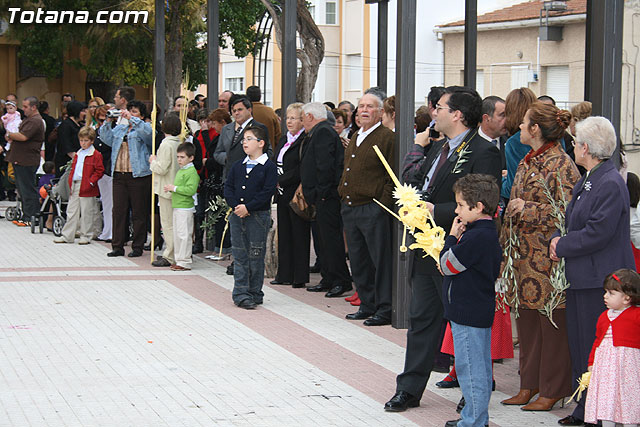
[270,102,309,288]
[550,116,635,427]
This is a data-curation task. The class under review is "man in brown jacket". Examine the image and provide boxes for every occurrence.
[339,90,395,326]
[5,96,45,225]
[247,85,281,151]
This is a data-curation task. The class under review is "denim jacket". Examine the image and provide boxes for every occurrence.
[99,116,152,178]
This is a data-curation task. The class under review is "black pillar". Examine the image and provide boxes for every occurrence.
[281,0,297,127]
[154,0,166,113]
[392,0,416,329]
[463,0,477,89]
[584,0,624,163]
[377,0,389,93]
[207,0,220,110]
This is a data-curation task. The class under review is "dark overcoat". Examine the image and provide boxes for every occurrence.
[555,159,635,289]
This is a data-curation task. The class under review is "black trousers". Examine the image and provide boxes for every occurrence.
[14,164,39,219]
[314,197,351,286]
[112,172,151,252]
[341,202,392,319]
[275,200,310,284]
[396,272,445,399]
[566,288,605,420]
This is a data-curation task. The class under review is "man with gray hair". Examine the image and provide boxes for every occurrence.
[4,96,45,225]
[340,90,395,324]
[300,102,352,297]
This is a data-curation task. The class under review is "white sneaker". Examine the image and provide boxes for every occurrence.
[53,237,69,243]
[78,239,91,245]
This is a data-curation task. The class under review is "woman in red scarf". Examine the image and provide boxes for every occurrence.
[499,102,581,411]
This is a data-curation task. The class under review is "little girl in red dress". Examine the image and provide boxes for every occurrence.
[584,269,640,427]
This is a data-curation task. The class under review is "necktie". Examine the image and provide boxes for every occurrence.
[427,142,450,192]
[233,127,243,145]
[492,139,499,148]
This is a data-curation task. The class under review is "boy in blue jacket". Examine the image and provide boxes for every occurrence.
[224,126,277,309]
[439,174,502,427]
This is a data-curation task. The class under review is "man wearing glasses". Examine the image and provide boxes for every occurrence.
[385,86,502,416]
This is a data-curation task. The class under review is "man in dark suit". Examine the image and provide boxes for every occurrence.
[384,86,502,412]
[213,97,271,178]
[300,102,352,298]
[478,95,507,171]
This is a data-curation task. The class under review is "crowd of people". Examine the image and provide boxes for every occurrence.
[0,83,639,427]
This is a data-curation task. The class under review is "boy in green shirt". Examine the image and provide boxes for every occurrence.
[163,142,200,270]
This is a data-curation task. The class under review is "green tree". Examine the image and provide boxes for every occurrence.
[0,0,266,105]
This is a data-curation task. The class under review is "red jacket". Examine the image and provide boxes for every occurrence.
[68,145,104,197]
[588,305,640,365]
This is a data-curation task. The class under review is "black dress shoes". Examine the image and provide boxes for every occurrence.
[107,249,125,257]
[292,283,306,288]
[128,249,143,257]
[325,284,352,298]
[384,391,420,412]
[558,416,590,426]
[436,377,460,388]
[270,279,288,285]
[237,299,257,310]
[151,257,171,267]
[307,284,331,292]
[363,315,391,326]
[345,310,374,320]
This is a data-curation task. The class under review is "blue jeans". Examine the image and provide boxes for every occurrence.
[451,321,492,427]
[229,210,270,305]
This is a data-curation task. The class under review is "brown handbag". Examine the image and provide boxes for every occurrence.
[289,183,316,221]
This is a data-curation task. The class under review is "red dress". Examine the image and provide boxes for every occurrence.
[441,293,514,360]
[632,242,640,272]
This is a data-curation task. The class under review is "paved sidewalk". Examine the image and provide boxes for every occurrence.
[0,203,573,426]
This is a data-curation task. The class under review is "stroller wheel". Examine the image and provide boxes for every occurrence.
[5,206,16,221]
[30,216,36,234]
[39,218,44,234]
[15,207,22,221]
[52,215,65,237]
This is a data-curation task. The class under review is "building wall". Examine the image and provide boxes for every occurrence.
[440,8,640,175]
[442,23,585,105]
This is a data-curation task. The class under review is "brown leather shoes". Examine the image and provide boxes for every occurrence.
[501,388,539,405]
[521,396,564,411]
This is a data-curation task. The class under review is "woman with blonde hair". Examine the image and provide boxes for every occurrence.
[86,97,106,129]
[569,101,592,136]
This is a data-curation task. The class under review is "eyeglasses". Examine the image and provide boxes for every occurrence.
[435,104,453,113]
[243,137,259,142]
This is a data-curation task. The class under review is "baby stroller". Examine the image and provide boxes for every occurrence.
[4,196,22,222]
[32,177,69,236]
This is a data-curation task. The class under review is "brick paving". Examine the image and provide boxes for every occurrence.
[0,201,574,426]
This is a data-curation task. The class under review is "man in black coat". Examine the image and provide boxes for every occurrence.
[213,97,271,178]
[300,102,352,297]
[384,86,502,412]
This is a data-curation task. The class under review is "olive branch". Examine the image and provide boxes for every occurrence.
[501,216,521,318]
[451,145,472,175]
[201,195,230,234]
[537,176,569,329]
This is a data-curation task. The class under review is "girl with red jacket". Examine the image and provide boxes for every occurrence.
[584,269,640,426]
